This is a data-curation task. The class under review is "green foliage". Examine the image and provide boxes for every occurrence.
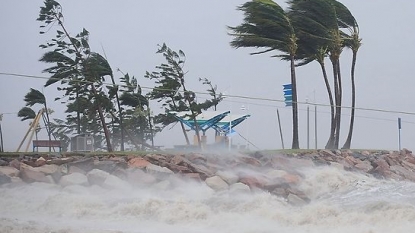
[17,107,36,121]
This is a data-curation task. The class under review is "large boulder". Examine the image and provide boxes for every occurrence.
[229,182,251,194]
[19,167,50,183]
[0,166,19,177]
[87,169,110,186]
[205,176,229,191]
[215,170,239,185]
[102,174,131,190]
[128,157,150,169]
[146,164,174,179]
[127,168,157,186]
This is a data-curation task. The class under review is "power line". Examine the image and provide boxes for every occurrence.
[2,71,415,117]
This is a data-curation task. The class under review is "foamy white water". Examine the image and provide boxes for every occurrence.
[1,166,415,233]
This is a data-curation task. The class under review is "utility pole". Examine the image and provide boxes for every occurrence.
[276,109,285,149]
[0,114,3,152]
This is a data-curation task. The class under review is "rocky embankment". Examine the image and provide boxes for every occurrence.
[1,148,415,205]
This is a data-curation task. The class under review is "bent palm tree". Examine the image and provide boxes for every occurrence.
[229,0,300,149]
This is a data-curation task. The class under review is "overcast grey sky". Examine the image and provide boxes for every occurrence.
[1,0,415,152]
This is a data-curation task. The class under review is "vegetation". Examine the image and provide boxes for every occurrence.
[229,0,360,149]
[11,0,361,152]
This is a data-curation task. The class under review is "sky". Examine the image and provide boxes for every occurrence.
[1,0,415,152]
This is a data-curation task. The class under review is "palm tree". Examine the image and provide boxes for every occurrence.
[288,0,358,149]
[22,89,52,149]
[229,0,300,149]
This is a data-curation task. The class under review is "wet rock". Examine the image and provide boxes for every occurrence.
[0,159,8,166]
[60,172,88,187]
[146,163,174,179]
[9,159,20,170]
[238,156,262,167]
[401,160,415,172]
[401,148,412,155]
[102,174,131,190]
[390,165,415,181]
[19,166,50,183]
[239,175,267,189]
[205,175,229,191]
[67,158,94,173]
[87,169,109,186]
[215,170,239,185]
[0,166,19,177]
[127,168,157,186]
[181,173,201,182]
[46,157,75,166]
[354,160,373,173]
[0,173,11,185]
[372,159,391,178]
[128,157,150,169]
[94,160,124,173]
[35,157,46,167]
[320,150,336,157]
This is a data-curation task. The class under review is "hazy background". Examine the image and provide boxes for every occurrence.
[1,0,415,151]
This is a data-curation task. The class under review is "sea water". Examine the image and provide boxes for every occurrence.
[1,165,415,233]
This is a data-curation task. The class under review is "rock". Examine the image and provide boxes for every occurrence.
[205,176,229,191]
[35,164,59,175]
[9,159,20,170]
[46,157,75,165]
[320,149,336,157]
[0,166,19,177]
[87,169,110,186]
[127,168,157,186]
[239,176,267,189]
[266,169,289,180]
[401,160,415,172]
[329,162,345,170]
[35,157,46,167]
[67,158,94,173]
[0,173,11,185]
[402,148,412,155]
[94,160,125,173]
[229,182,251,194]
[181,173,201,182]
[170,154,185,165]
[361,151,371,156]
[146,163,174,179]
[19,167,50,183]
[128,157,150,169]
[390,165,415,181]
[60,173,88,187]
[372,159,391,178]
[354,160,373,173]
[283,173,301,184]
[215,170,239,185]
[238,156,262,167]
[102,174,131,190]
[0,159,8,166]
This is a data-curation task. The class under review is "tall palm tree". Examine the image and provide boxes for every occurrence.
[288,0,358,149]
[229,0,300,149]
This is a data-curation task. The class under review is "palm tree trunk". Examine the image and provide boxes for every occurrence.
[109,75,125,151]
[290,57,299,149]
[330,58,339,149]
[342,50,357,149]
[172,101,190,145]
[320,62,336,149]
[334,59,343,148]
[91,84,113,152]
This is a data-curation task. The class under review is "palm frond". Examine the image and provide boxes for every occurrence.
[18,107,36,121]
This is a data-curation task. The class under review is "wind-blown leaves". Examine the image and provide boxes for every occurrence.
[18,107,36,121]
[24,88,46,106]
